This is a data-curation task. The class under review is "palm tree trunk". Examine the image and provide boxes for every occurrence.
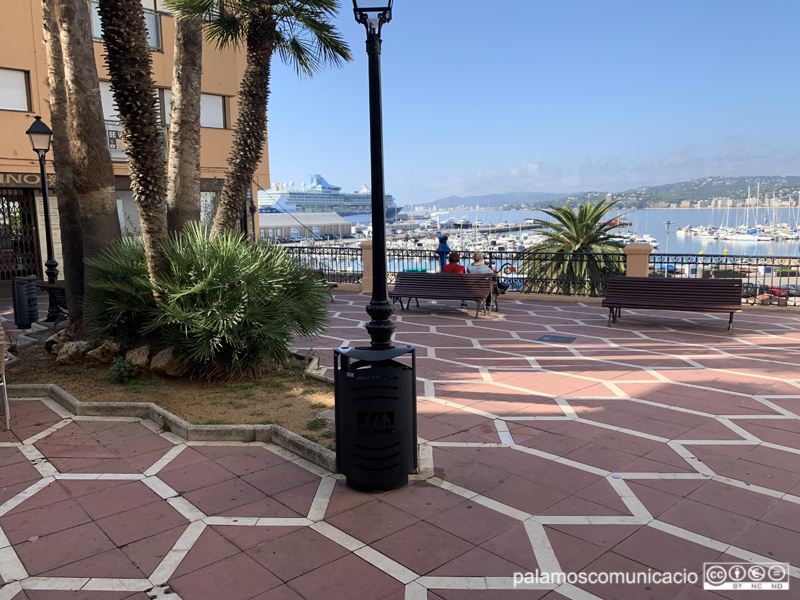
[97,0,169,282]
[52,0,121,295]
[42,0,85,334]
[210,12,275,238]
[166,17,203,234]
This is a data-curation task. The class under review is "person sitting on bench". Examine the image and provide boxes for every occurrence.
[466,251,493,274]
[466,251,496,308]
[442,251,465,274]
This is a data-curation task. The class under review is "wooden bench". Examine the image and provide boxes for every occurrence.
[602,276,743,333]
[35,282,69,327]
[390,272,494,318]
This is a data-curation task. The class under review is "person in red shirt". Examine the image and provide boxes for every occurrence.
[442,251,465,273]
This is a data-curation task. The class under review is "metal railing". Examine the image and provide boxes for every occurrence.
[284,246,363,284]
[288,246,625,297]
[384,249,440,283]
[288,245,800,305]
[483,250,626,297]
[649,253,800,306]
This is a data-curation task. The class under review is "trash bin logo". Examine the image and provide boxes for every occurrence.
[358,411,395,435]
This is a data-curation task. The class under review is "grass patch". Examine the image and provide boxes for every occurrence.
[62,367,92,376]
[310,402,327,409]
[259,381,291,392]
[125,379,157,393]
[195,419,232,425]
[307,418,327,431]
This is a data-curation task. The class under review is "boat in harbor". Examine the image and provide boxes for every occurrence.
[257,174,400,223]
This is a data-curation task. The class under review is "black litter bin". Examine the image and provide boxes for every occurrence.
[11,275,38,328]
[334,346,417,491]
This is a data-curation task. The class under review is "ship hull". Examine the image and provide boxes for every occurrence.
[258,174,399,223]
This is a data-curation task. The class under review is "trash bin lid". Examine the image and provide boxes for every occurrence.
[335,346,414,361]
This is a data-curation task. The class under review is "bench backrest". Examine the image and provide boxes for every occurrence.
[392,272,492,296]
[605,275,742,308]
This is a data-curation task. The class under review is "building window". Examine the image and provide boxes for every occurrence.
[99,81,118,122]
[200,94,226,129]
[162,90,227,129]
[90,2,162,50]
[0,69,30,112]
[99,80,166,162]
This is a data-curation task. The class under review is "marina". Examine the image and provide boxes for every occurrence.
[379,207,800,256]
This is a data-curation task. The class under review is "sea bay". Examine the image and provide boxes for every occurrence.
[409,207,800,257]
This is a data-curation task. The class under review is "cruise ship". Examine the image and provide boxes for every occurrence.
[257,174,399,223]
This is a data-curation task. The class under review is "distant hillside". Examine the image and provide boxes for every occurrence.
[549,176,800,208]
[409,176,800,212]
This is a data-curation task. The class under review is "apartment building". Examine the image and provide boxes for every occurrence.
[0,0,268,289]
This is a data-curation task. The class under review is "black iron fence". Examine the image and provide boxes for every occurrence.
[287,245,626,297]
[491,250,626,296]
[284,246,363,284]
[285,245,800,305]
[649,253,800,306]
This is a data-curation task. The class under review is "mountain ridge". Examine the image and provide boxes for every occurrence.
[412,176,800,210]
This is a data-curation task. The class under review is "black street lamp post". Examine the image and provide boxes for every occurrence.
[354,0,394,349]
[25,116,60,322]
[333,1,417,492]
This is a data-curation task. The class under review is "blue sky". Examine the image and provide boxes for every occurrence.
[265,0,800,206]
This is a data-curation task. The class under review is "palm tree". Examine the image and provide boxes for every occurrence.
[43,0,85,332]
[167,0,352,238]
[96,0,170,282]
[166,17,204,232]
[521,199,626,296]
[44,0,123,331]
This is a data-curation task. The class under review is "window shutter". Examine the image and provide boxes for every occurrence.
[0,69,29,111]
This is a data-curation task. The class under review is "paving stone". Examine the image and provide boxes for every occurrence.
[246,527,349,581]
[5,296,800,599]
[170,552,282,600]
[287,554,404,600]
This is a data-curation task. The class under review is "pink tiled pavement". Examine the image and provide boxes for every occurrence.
[2,292,800,598]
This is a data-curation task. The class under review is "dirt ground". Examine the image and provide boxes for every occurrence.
[6,335,336,449]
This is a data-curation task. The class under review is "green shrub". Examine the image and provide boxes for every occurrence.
[84,237,156,346]
[85,224,329,377]
[104,356,139,384]
[147,223,329,377]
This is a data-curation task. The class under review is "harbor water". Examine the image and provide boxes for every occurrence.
[402,207,800,257]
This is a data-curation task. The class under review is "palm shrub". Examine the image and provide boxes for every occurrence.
[84,236,157,347]
[146,223,329,376]
[520,199,626,296]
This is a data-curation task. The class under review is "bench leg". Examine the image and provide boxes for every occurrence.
[607,308,613,327]
[475,302,482,319]
[728,313,734,335]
